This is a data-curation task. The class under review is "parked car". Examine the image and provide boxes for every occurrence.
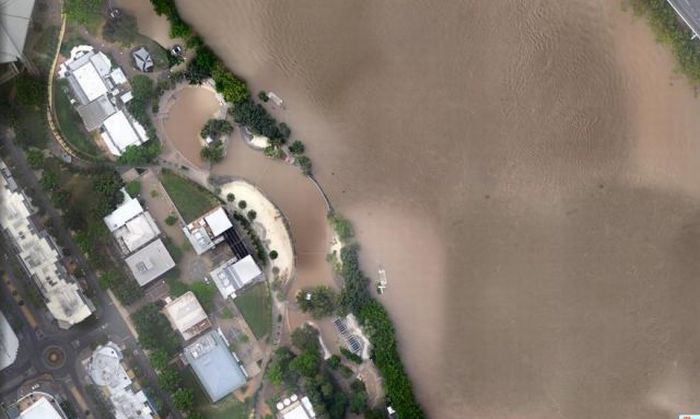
[170,44,183,57]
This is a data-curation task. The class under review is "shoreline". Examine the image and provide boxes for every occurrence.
[148,0,425,415]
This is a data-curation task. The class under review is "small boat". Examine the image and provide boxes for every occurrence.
[267,91,285,108]
[377,266,388,294]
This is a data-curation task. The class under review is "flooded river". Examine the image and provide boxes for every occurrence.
[164,1,700,417]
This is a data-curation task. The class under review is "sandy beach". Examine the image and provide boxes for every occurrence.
[217,180,294,282]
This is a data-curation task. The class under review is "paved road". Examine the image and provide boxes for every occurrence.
[667,0,700,38]
[0,133,181,419]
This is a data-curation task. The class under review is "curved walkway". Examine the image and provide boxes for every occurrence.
[45,14,84,162]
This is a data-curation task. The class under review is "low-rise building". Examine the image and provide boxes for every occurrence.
[103,190,160,255]
[18,395,65,419]
[124,239,175,286]
[100,110,149,156]
[132,47,154,72]
[104,189,175,286]
[0,160,93,329]
[163,291,211,341]
[0,311,19,371]
[183,206,233,255]
[183,330,248,402]
[83,342,154,419]
[210,255,263,300]
[58,45,150,157]
[276,394,317,419]
[0,0,35,66]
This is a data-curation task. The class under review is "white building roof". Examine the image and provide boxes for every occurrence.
[110,67,127,85]
[0,311,18,371]
[113,212,160,255]
[102,111,147,156]
[103,189,144,232]
[0,0,35,64]
[125,239,175,286]
[72,60,109,103]
[183,206,231,255]
[164,291,211,341]
[0,161,93,329]
[84,342,154,419]
[210,255,262,300]
[20,397,62,419]
[204,207,233,236]
[120,91,133,104]
[278,396,316,419]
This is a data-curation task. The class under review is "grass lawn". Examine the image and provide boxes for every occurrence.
[53,82,102,158]
[234,282,272,339]
[181,368,249,419]
[159,169,219,223]
[201,396,249,419]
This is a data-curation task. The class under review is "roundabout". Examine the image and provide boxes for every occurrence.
[41,345,66,370]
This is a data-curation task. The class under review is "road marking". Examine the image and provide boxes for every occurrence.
[20,306,38,329]
[69,384,88,412]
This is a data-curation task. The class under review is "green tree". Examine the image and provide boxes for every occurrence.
[157,369,182,392]
[126,180,141,197]
[27,148,44,170]
[200,141,224,163]
[149,349,169,371]
[258,91,269,102]
[247,210,256,220]
[266,358,284,386]
[291,325,321,355]
[269,250,278,260]
[40,170,59,191]
[132,304,181,355]
[171,388,194,411]
[279,122,291,140]
[169,17,192,39]
[212,63,250,104]
[327,354,341,370]
[165,214,178,225]
[297,286,337,319]
[200,119,233,140]
[289,140,305,155]
[296,155,312,175]
[226,192,235,202]
[238,200,247,209]
[117,142,161,165]
[328,213,354,241]
[289,351,320,377]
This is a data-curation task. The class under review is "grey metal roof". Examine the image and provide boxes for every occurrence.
[132,47,153,72]
[76,95,117,131]
[184,330,247,402]
[0,0,36,64]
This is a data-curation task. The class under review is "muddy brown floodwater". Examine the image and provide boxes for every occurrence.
[162,86,221,168]
[170,1,700,417]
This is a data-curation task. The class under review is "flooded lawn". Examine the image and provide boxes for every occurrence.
[161,86,223,169]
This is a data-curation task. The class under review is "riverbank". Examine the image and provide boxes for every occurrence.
[144,0,425,415]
